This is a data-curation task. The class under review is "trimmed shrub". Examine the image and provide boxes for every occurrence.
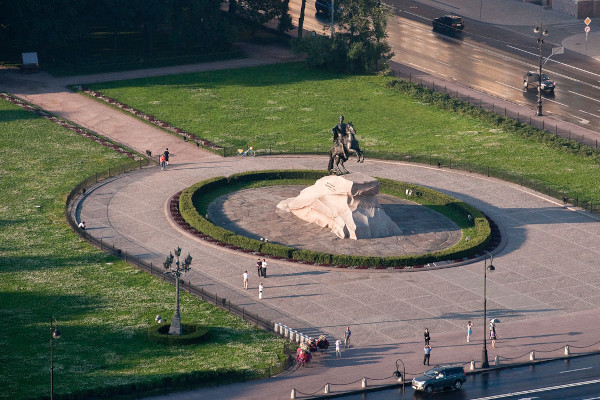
[147,324,210,346]
[178,170,493,268]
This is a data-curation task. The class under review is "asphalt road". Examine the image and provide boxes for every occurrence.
[326,354,600,399]
[288,0,600,133]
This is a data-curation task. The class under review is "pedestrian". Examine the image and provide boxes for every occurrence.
[163,148,169,165]
[78,221,86,230]
[423,344,432,365]
[344,326,351,348]
[243,270,248,289]
[467,321,472,343]
[160,154,166,171]
[257,259,262,277]
[490,322,497,348]
[262,258,267,278]
[335,339,341,358]
[258,282,263,299]
[424,328,430,345]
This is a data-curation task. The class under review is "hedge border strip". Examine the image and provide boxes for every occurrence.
[172,170,499,269]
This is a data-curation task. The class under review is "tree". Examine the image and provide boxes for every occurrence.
[233,0,292,36]
[294,0,393,74]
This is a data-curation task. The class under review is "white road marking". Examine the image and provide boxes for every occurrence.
[435,59,452,67]
[494,81,523,92]
[507,45,600,79]
[469,377,600,400]
[579,110,600,119]
[560,367,593,374]
[569,90,600,103]
[544,98,569,107]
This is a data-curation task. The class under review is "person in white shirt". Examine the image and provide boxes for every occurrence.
[258,282,264,299]
[335,339,342,358]
[243,271,249,289]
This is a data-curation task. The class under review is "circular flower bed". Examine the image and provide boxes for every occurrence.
[147,323,210,345]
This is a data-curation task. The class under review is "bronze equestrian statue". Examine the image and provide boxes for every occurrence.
[328,116,364,175]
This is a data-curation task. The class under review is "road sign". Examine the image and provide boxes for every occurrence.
[585,17,591,25]
[585,26,591,33]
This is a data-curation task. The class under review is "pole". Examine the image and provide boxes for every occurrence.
[331,0,335,38]
[169,257,183,335]
[482,253,490,368]
[50,317,54,400]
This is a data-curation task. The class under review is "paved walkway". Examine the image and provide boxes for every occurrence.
[1,3,600,398]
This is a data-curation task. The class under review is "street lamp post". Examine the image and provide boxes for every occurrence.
[330,0,335,38]
[50,316,61,400]
[393,358,406,400]
[534,23,549,116]
[481,251,495,368]
[163,246,192,335]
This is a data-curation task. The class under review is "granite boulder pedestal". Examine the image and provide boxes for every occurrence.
[276,173,401,240]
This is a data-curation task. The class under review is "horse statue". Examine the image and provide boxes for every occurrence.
[328,122,364,175]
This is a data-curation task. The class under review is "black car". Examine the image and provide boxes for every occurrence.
[315,0,334,15]
[432,15,464,34]
[412,365,467,394]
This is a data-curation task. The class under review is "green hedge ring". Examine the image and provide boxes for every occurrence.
[147,324,210,345]
[175,170,497,269]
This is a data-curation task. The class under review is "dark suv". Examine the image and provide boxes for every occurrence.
[412,365,466,394]
[432,15,464,34]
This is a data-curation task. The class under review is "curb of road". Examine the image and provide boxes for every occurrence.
[304,350,600,399]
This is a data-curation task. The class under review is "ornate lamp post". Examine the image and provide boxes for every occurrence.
[50,316,61,400]
[163,246,192,335]
[393,358,406,399]
[534,23,549,116]
[481,251,495,368]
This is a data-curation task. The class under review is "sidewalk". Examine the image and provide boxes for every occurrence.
[2,30,600,400]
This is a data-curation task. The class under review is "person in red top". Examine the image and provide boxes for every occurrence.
[160,154,166,171]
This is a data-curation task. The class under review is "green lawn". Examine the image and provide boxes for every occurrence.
[87,62,600,203]
[0,98,288,400]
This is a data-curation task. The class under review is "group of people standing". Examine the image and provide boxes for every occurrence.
[159,148,169,171]
[422,321,499,366]
[242,259,268,299]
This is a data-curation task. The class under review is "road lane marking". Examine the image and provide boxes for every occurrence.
[579,110,600,119]
[560,367,593,373]
[507,45,600,79]
[544,98,569,107]
[469,377,600,400]
[569,90,600,103]
[435,60,452,67]
[494,81,523,92]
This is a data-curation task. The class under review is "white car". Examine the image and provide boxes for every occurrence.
[523,71,555,93]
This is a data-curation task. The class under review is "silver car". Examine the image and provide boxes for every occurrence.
[412,365,467,394]
[523,71,555,93]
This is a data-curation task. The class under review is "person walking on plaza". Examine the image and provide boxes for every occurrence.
[258,282,263,299]
[424,328,430,345]
[490,322,497,348]
[243,270,248,289]
[160,154,166,171]
[261,258,267,278]
[257,259,262,277]
[467,321,472,343]
[344,326,351,348]
[423,344,432,365]
[335,339,342,358]
[163,148,169,165]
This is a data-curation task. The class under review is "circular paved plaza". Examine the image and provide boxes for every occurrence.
[76,155,600,347]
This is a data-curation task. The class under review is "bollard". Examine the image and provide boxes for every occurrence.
[324,383,330,394]
[565,345,570,355]
[290,388,296,399]
[362,377,368,388]
[470,360,476,370]
[530,350,535,361]
[274,322,280,333]
[279,324,285,335]
[290,330,296,341]
[296,332,301,343]
[494,355,500,366]
[284,326,289,338]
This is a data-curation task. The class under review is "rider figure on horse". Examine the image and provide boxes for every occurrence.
[331,115,349,159]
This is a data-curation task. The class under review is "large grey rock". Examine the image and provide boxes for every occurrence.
[277,173,402,240]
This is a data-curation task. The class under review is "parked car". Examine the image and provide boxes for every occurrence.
[315,0,334,15]
[432,15,464,34]
[523,71,556,93]
[412,365,467,394]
